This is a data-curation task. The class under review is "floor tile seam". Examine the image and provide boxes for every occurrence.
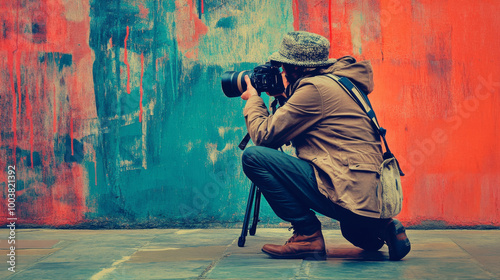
[3,239,79,280]
[10,233,163,279]
[450,238,498,279]
[197,237,238,279]
[291,259,308,279]
[0,239,78,251]
[86,232,164,280]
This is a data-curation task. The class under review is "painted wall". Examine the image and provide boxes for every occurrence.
[0,0,499,228]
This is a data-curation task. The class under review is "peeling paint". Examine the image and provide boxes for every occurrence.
[206,143,234,165]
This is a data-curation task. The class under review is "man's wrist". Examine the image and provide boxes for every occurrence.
[243,94,265,116]
[244,93,260,101]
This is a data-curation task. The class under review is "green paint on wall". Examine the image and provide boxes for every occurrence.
[84,0,295,227]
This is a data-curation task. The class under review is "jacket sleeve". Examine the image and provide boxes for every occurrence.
[243,81,323,149]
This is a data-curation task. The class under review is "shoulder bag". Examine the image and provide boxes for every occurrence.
[325,74,405,219]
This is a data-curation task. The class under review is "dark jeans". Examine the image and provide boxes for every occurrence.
[242,146,389,249]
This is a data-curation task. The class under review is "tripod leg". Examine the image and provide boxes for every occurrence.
[238,182,256,247]
[249,187,261,236]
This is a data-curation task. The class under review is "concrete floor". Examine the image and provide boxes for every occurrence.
[0,228,498,279]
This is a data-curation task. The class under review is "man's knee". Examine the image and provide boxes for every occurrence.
[241,146,267,168]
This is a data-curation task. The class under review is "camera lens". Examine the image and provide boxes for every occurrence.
[221,70,252,98]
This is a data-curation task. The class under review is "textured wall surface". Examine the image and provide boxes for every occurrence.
[0,0,499,228]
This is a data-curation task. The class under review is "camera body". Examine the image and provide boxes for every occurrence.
[221,63,285,98]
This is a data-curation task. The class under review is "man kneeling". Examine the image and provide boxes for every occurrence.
[240,31,411,261]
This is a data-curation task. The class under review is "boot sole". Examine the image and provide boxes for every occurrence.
[261,248,326,260]
[386,220,411,261]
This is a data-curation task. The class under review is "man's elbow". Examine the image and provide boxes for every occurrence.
[249,133,270,147]
[250,134,267,147]
[251,134,283,149]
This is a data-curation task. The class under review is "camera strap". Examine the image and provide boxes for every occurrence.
[271,99,279,114]
[325,74,404,176]
[239,133,251,150]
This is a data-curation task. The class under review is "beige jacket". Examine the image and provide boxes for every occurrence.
[243,56,383,218]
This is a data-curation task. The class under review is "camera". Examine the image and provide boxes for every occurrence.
[221,63,285,98]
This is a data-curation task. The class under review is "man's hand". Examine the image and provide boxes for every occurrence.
[241,75,259,101]
[281,71,290,89]
[265,71,289,97]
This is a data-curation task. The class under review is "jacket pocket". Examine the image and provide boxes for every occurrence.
[347,153,381,174]
[348,162,379,173]
[343,153,382,215]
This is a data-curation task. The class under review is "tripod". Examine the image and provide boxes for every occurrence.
[236,132,262,247]
[237,142,287,247]
[237,96,287,247]
[238,182,261,247]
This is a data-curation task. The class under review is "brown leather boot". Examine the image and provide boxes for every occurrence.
[261,230,326,260]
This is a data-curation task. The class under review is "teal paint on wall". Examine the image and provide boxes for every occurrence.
[82,0,296,227]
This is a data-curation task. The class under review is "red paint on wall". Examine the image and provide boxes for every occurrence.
[8,53,17,165]
[0,0,93,226]
[124,26,131,94]
[175,0,208,59]
[328,0,332,43]
[293,0,500,226]
[29,164,89,226]
[138,3,149,19]
[292,0,300,31]
[70,116,74,155]
[53,83,57,133]
[36,72,40,99]
[292,0,332,40]
[16,52,22,113]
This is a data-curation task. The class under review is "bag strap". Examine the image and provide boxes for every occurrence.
[325,74,405,176]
